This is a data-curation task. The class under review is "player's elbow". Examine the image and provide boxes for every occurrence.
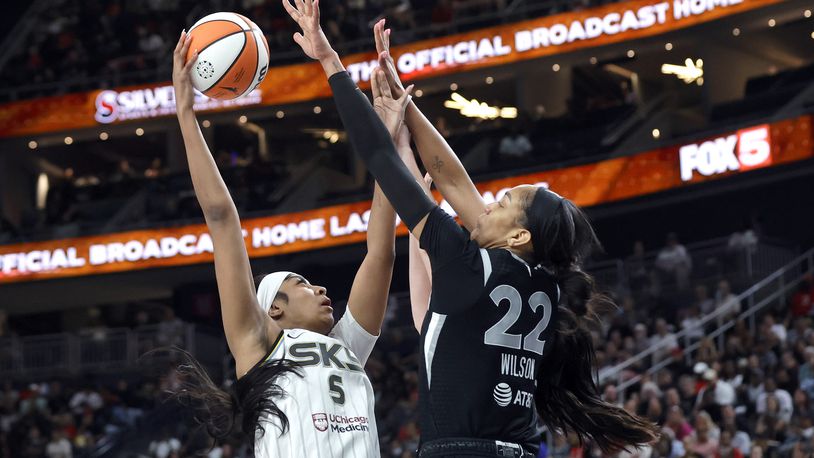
[364,249,396,267]
[202,202,238,223]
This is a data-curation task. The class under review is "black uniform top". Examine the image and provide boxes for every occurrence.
[326,72,560,452]
[417,207,560,451]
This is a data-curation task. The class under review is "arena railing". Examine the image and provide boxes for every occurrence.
[586,236,797,295]
[0,322,226,380]
[598,246,814,398]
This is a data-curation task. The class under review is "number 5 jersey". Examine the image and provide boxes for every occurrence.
[248,309,380,458]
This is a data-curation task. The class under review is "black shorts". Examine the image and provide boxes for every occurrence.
[418,438,535,458]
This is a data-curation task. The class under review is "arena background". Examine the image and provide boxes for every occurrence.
[0,0,813,457]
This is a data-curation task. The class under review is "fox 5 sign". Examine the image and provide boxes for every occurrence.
[679,125,772,182]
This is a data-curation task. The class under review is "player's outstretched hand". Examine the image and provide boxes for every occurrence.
[373,19,405,99]
[371,67,413,140]
[283,0,335,61]
[172,30,197,112]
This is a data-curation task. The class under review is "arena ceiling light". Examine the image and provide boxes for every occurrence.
[661,58,704,85]
[444,93,517,120]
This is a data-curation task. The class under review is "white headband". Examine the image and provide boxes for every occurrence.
[257,271,295,313]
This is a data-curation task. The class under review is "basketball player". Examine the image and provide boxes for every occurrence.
[285,2,660,456]
[169,29,416,457]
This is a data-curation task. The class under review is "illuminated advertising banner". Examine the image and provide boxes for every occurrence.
[0,0,780,138]
[0,114,810,284]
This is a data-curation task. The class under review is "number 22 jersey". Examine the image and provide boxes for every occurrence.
[418,207,560,452]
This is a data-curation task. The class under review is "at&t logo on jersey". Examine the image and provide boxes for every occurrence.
[312,413,328,432]
[679,125,772,181]
[493,383,512,407]
[493,382,534,408]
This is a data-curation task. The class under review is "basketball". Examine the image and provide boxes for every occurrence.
[185,12,270,101]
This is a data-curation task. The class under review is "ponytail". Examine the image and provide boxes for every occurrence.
[152,348,301,441]
[535,268,659,452]
[524,194,659,451]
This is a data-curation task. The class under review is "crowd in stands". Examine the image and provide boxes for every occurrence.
[0,0,622,100]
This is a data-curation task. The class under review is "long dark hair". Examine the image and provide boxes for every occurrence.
[155,275,302,442]
[522,191,660,452]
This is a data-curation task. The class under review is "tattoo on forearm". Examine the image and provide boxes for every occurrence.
[432,156,444,173]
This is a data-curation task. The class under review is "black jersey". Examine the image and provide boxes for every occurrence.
[417,207,560,451]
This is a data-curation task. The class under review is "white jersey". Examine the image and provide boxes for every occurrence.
[253,309,380,458]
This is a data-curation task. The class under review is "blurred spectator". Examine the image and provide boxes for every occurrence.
[144,158,167,179]
[626,240,653,298]
[695,369,735,422]
[799,347,814,397]
[718,428,744,458]
[756,378,793,423]
[156,307,185,347]
[715,280,741,319]
[656,232,692,291]
[110,160,138,183]
[695,284,716,316]
[20,426,48,458]
[790,276,814,318]
[149,429,181,458]
[665,405,694,441]
[498,124,533,159]
[650,318,680,363]
[45,429,72,458]
[684,411,720,458]
[69,386,103,416]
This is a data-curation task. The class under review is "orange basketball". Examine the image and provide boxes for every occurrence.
[185,12,270,100]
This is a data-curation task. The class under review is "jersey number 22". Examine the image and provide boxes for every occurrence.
[484,285,553,355]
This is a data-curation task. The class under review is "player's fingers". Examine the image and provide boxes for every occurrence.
[384,28,391,49]
[174,29,185,55]
[294,0,307,16]
[399,84,414,107]
[373,20,383,53]
[292,32,308,51]
[282,0,300,19]
[423,173,433,185]
[377,70,393,100]
[183,49,198,74]
[304,0,312,16]
[371,68,382,100]
[379,52,401,89]
[180,32,192,55]
[313,0,320,22]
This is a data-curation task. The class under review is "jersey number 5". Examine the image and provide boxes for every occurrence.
[328,375,345,405]
[484,285,553,355]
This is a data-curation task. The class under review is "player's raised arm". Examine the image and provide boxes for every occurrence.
[283,0,435,241]
[345,125,422,335]
[373,22,486,232]
[173,31,276,375]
